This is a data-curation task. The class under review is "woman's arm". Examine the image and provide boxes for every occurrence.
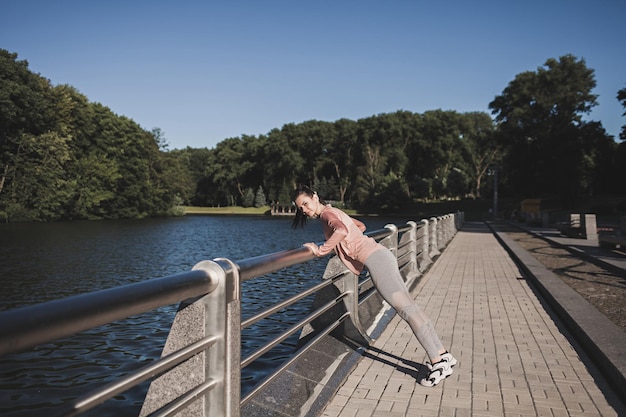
[304,213,349,257]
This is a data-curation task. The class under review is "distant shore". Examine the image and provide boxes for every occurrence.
[182,206,361,216]
[184,206,271,215]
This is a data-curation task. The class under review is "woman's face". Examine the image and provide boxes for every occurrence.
[295,193,322,218]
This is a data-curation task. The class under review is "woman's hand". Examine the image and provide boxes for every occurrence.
[303,242,320,256]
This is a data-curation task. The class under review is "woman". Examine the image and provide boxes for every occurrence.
[292,185,456,387]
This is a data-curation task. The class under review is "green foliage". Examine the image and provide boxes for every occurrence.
[489,54,614,204]
[3,132,72,221]
[254,186,266,208]
[242,188,255,207]
[276,180,292,204]
[1,48,622,222]
[618,86,626,141]
[0,49,191,222]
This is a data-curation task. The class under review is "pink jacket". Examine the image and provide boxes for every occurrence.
[311,205,381,274]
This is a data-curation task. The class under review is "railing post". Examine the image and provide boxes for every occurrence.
[429,217,440,258]
[213,258,241,417]
[437,216,446,250]
[418,219,433,272]
[443,214,451,246]
[139,259,239,417]
[321,257,372,346]
[440,215,447,247]
[396,222,420,285]
[406,221,419,282]
[381,223,398,255]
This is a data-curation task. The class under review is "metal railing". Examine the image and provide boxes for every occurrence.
[0,211,464,417]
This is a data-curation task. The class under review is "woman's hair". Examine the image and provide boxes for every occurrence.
[291,184,326,228]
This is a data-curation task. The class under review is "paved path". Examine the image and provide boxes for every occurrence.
[320,222,626,417]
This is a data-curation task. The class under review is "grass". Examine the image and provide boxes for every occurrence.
[183,200,493,220]
[184,196,626,224]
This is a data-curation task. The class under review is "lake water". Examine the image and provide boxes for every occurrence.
[0,214,401,417]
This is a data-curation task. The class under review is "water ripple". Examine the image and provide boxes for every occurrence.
[0,216,327,416]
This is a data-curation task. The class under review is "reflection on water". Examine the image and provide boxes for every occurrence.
[0,214,400,416]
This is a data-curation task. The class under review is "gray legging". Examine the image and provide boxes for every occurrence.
[364,247,444,361]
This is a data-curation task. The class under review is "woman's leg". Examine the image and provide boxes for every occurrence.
[364,248,445,362]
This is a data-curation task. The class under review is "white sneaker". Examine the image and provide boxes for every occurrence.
[441,351,458,367]
[419,352,456,387]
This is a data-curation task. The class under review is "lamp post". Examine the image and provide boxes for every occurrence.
[493,166,498,219]
[489,164,498,219]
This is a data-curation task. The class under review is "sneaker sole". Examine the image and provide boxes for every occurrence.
[419,365,453,387]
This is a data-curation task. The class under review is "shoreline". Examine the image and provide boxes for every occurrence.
[183,206,362,217]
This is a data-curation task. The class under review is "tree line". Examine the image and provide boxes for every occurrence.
[1,49,624,222]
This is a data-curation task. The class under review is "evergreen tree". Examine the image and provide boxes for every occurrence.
[242,188,255,207]
[254,186,267,208]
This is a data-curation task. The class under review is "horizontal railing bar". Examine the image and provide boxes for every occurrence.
[397,251,412,266]
[237,247,315,282]
[398,237,411,246]
[365,229,392,240]
[151,378,218,417]
[241,275,339,330]
[241,312,350,406]
[0,215,463,417]
[241,293,348,369]
[0,269,218,357]
[55,335,219,417]
[358,274,372,288]
[319,269,351,282]
[397,239,413,249]
[358,285,379,305]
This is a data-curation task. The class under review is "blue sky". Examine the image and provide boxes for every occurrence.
[2,0,625,149]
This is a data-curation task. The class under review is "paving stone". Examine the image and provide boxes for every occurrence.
[318,223,626,417]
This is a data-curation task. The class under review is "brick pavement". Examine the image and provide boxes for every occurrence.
[320,222,626,417]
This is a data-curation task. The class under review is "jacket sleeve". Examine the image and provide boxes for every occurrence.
[316,211,349,257]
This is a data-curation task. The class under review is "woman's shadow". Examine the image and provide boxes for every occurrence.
[344,338,431,381]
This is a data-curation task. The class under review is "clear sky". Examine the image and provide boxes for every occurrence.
[2,0,625,150]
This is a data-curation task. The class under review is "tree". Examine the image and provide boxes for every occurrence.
[157,150,196,206]
[68,152,120,219]
[1,50,187,221]
[254,186,267,208]
[2,132,72,221]
[407,110,465,200]
[205,137,256,206]
[489,55,606,205]
[331,118,358,203]
[151,127,169,151]
[618,86,626,141]
[457,112,498,198]
[354,115,388,206]
[616,86,626,195]
[261,129,305,202]
[0,50,58,218]
[242,188,255,207]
